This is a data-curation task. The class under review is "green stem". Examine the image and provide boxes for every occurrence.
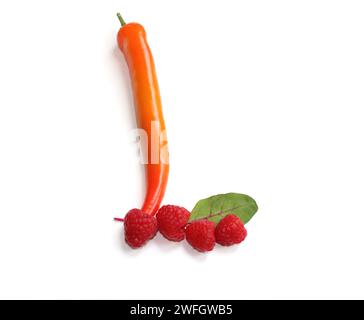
[117,13,126,26]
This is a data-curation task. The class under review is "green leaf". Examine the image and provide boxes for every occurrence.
[189,193,258,224]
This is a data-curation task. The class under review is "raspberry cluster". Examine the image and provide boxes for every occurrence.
[118,206,248,252]
[185,214,247,252]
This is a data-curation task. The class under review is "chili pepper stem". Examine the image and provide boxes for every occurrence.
[114,217,124,222]
[117,13,126,26]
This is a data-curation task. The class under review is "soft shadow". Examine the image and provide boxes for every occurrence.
[181,241,208,261]
[153,233,182,253]
[214,244,240,254]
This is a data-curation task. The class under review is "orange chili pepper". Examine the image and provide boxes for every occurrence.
[116,13,169,216]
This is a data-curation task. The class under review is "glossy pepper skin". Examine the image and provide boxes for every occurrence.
[117,16,169,216]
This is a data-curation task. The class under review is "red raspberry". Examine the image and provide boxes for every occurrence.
[123,209,157,248]
[156,205,190,242]
[215,214,247,246]
[185,220,216,252]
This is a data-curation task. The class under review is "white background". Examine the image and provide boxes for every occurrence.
[0,0,363,299]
